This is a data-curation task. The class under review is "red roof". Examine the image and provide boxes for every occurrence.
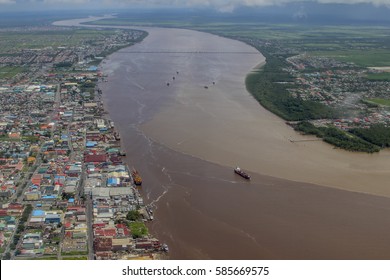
[93,223,106,228]
[67,206,85,212]
[94,228,117,237]
[94,237,113,252]
[116,224,131,237]
[84,154,107,163]
[8,203,23,209]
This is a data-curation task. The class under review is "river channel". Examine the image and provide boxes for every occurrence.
[54,17,390,259]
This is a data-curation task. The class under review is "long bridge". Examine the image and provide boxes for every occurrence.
[117,51,259,54]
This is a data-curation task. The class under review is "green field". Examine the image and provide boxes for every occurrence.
[0,66,25,79]
[62,256,88,260]
[310,49,390,67]
[366,98,390,106]
[365,72,390,81]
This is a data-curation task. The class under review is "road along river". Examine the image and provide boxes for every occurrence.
[54,17,390,259]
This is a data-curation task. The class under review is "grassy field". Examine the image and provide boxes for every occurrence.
[0,66,25,79]
[310,49,390,67]
[62,256,88,260]
[62,251,88,256]
[365,72,390,81]
[366,98,390,106]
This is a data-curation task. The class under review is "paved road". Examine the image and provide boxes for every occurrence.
[86,195,94,260]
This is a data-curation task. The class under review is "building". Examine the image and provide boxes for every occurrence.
[45,213,61,224]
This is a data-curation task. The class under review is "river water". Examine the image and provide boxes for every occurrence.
[54,17,390,259]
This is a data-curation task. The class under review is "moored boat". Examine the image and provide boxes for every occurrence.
[131,168,142,185]
[162,243,169,253]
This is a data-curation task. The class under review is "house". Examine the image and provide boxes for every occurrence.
[6,203,23,216]
[45,213,61,224]
[84,154,107,163]
[112,238,133,252]
[94,237,112,252]
[31,174,43,186]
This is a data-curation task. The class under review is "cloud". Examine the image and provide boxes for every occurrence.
[42,0,91,3]
[102,0,390,5]
[1,0,390,11]
[0,0,16,4]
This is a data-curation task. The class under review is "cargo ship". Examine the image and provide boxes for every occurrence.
[234,167,251,180]
[131,168,142,186]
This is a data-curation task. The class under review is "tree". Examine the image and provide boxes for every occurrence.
[129,222,148,239]
[126,210,140,221]
[16,224,25,234]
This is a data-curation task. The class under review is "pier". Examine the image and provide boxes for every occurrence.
[288,138,322,143]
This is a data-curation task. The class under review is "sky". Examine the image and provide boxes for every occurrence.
[1,0,390,12]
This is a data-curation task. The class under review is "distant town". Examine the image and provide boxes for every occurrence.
[286,54,390,129]
[0,26,168,260]
[237,35,390,153]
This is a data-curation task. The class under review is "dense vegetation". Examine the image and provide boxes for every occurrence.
[126,210,141,221]
[294,121,381,153]
[350,124,390,148]
[129,221,148,239]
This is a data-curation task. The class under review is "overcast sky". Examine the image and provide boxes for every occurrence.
[1,0,390,12]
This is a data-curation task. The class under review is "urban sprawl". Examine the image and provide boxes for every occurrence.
[0,27,167,260]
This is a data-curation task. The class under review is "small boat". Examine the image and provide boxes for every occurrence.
[162,243,169,253]
[204,86,208,89]
[234,166,251,180]
[131,168,142,185]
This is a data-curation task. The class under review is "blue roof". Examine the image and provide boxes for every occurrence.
[86,141,97,147]
[42,195,56,199]
[32,210,45,216]
[68,198,75,203]
[88,66,98,71]
[107,178,115,184]
[107,178,118,185]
